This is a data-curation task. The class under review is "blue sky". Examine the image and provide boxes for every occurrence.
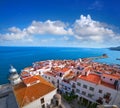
[0,0,120,47]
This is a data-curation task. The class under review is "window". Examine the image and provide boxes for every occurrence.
[83,85,87,89]
[51,99,53,104]
[99,90,102,94]
[104,93,111,104]
[107,92,111,96]
[68,87,70,90]
[65,86,67,90]
[73,83,75,85]
[76,89,80,93]
[82,91,86,95]
[77,82,81,86]
[72,83,76,88]
[48,77,50,79]
[42,104,45,108]
[52,80,55,84]
[104,92,111,99]
[60,73,62,77]
[88,93,93,98]
[41,98,44,104]
[89,87,94,91]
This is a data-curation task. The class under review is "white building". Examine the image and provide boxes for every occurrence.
[76,74,117,104]
[39,60,120,107]
[9,66,57,108]
[20,59,120,107]
[13,75,57,108]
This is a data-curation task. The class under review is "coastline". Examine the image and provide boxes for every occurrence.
[0,47,120,85]
[1,56,120,108]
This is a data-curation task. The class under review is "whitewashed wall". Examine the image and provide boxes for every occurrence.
[23,89,57,108]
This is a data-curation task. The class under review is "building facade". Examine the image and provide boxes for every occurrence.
[9,66,57,108]
[20,59,120,107]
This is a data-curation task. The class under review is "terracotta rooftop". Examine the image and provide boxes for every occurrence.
[59,68,70,73]
[78,74,116,89]
[21,71,31,79]
[23,76,40,85]
[44,72,56,77]
[101,81,115,89]
[102,74,120,80]
[79,74,101,84]
[14,75,56,108]
[53,67,70,73]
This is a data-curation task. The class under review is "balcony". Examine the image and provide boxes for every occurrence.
[103,94,112,104]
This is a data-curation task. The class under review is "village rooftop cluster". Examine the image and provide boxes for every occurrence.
[14,57,120,107]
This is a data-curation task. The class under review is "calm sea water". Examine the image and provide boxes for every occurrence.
[0,46,120,84]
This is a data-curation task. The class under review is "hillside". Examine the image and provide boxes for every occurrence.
[109,46,120,51]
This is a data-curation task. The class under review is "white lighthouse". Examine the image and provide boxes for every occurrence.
[9,65,22,86]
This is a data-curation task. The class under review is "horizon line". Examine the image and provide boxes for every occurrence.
[0,45,108,49]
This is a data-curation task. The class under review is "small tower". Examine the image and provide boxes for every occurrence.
[9,65,22,86]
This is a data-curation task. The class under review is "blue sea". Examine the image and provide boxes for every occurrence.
[0,46,120,84]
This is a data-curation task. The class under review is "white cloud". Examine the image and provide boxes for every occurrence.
[59,36,69,41]
[72,15,120,44]
[0,30,28,41]
[89,35,103,42]
[63,36,69,41]
[8,27,21,33]
[27,20,70,35]
[0,15,120,47]
[40,38,56,43]
[0,20,73,41]
[26,20,73,35]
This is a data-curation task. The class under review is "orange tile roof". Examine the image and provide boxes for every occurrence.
[79,74,101,84]
[78,74,116,89]
[53,67,70,73]
[21,71,31,78]
[102,74,120,80]
[14,75,56,108]
[59,68,70,73]
[101,81,115,89]
[23,76,40,84]
[44,72,56,77]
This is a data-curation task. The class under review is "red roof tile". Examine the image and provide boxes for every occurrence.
[79,74,101,84]
[14,75,56,108]
[101,81,115,89]
[103,74,120,80]
[23,76,39,84]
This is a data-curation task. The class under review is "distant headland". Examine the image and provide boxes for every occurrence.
[109,46,120,51]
